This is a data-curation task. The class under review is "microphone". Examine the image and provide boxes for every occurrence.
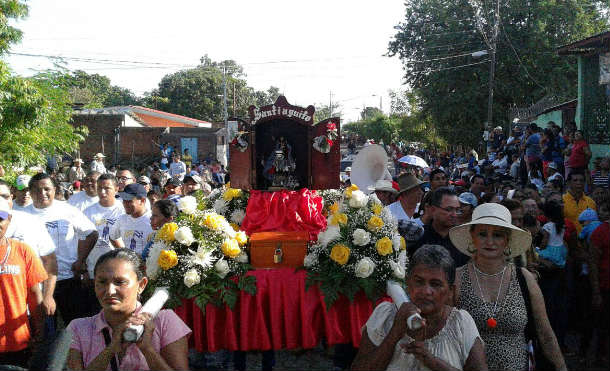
[123,287,170,342]
[386,280,424,330]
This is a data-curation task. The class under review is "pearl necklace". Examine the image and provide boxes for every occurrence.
[472,262,507,329]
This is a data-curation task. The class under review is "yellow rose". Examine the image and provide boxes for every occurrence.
[329,202,340,215]
[156,222,178,243]
[235,231,248,246]
[330,213,348,226]
[375,237,393,256]
[371,203,383,216]
[221,238,241,258]
[330,243,350,265]
[158,250,179,270]
[400,236,407,250]
[367,215,384,232]
[203,213,225,230]
[344,184,359,199]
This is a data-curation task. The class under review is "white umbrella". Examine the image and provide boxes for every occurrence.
[398,155,429,168]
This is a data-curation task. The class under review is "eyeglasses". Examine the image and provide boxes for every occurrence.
[436,206,463,215]
[117,176,133,182]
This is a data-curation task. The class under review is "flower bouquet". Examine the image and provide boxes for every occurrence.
[312,121,339,154]
[304,184,408,308]
[144,195,255,311]
[204,186,249,230]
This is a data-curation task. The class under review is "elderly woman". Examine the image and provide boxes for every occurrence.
[66,249,190,370]
[352,244,487,371]
[449,203,567,371]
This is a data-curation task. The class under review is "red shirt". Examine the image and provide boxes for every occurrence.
[590,222,610,291]
[568,140,589,168]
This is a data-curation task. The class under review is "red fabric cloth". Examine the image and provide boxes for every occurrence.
[568,140,589,168]
[174,268,390,352]
[241,189,327,241]
[591,222,610,290]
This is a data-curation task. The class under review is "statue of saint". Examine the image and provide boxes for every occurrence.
[263,136,299,188]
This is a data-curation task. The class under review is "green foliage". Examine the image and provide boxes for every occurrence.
[0,0,27,54]
[313,103,342,123]
[388,0,610,147]
[58,70,141,107]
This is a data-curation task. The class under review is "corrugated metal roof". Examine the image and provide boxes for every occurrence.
[73,105,214,128]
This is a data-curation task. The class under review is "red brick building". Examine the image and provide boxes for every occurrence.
[71,106,223,168]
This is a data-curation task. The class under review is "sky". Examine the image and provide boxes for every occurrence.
[7,0,408,123]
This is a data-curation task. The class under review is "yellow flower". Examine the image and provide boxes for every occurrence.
[158,250,178,270]
[223,188,243,201]
[156,222,178,243]
[344,184,359,199]
[367,215,384,232]
[371,203,383,216]
[330,244,350,265]
[376,237,393,256]
[330,213,348,226]
[221,238,241,258]
[329,202,340,215]
[203,213,225,230]
[235,231,248,246]
[400,236,407,250]
[230,223,240,232]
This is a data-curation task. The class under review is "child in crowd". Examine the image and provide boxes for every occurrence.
[579,208,602,243]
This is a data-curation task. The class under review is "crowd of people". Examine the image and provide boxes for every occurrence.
[0,121,609,370]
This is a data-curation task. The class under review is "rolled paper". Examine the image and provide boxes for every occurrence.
[386,280,424,330]
[123,287,170,342]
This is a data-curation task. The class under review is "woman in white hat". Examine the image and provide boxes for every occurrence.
[450,203,567,371]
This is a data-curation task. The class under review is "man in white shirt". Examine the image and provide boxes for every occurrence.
[110,183,153,257]
[24,173,98,324]
[387,173,424,226]
[67,171,100,211]
[169,154,187,180]
[11,174,32,211]
[491,151,508,175]
[90,153,106,174]
[83,174,125,278]
[1,181,57,317]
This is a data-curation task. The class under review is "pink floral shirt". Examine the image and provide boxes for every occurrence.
[67,308,191,370]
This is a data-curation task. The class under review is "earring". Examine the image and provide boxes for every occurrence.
[467,242,476,254]
[504,246,512,256]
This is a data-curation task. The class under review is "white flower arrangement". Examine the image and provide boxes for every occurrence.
[177,196,198,215]
[204,186,249,230]
[305,184,408,307]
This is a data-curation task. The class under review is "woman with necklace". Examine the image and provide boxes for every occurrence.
[66,249,190,370]
[352,244,487,371]
[450,203,567,371]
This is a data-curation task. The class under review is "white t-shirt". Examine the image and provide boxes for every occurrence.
[68,191,99,212]
[11,202,31,212]
[109,213,153,256]
[84,202,125,247]
[169,161,187,180]
[6,209,56,257]
[91,161,106,174]
[543,222,565,246]
[24,202,97,280]
[387,201,424,227]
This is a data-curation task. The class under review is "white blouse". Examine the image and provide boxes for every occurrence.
[365,302,482,371]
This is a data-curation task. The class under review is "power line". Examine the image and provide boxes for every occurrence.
[410,59,489,73]
[500,24,547,91]
[403,50,487,64]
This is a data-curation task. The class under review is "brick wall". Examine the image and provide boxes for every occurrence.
[71,114,121,164]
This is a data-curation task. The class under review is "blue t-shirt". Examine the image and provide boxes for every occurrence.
[579,221,602,243]
[525,133,541,157]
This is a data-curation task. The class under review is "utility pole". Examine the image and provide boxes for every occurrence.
[233,82,236,117]
[487,0,500,127]
[222,63,229,166]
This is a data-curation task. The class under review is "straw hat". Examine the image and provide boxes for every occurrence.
[94,153,106,159]
[449,203,531,258]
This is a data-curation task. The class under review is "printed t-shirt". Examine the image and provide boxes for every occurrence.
[0,239,48,352]
[68,308,191,370]
[68,191,99,212]
[5,209,55,257]
[109,213,153,256]
[24,202,97,280]
[83,202,125,278]
[590,222,610,290]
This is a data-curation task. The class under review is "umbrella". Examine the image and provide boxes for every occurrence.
[398,155,429,168]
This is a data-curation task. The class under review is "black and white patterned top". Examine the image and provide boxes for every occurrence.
[457,265,529,371]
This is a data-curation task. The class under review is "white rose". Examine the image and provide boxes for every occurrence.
[354,257,375,278]
[389,260,406,280]
[213,198,228,214]
[230,209,246,225]
[392,234,401,252]
[174,226,195,246]
[183,268,201,288]
[145,241,167,280]
[317,225,341,247]
[349,190,369,208]
[215,259,230,278]
[178,196,198,215]
[235,252,249,263]
[352,228,371,246]
[303,253,318,267]
[221,220,237,238]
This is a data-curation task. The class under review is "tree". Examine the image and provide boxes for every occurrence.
[0,0,27,54]
[59,70,140,107]
[148,55,280,122]
[388,0,609,147]
[314,103,342,123]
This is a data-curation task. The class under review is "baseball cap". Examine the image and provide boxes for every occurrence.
[578,208,598,223]
[15,175,31,191]
[118,183,147,200]
[165,178,183,187]
[137,176,151,185]
[0,197,11,220]
[458,192,478,207]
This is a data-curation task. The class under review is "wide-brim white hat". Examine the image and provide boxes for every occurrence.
[449,203,532,258]
[368,179,398,194]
